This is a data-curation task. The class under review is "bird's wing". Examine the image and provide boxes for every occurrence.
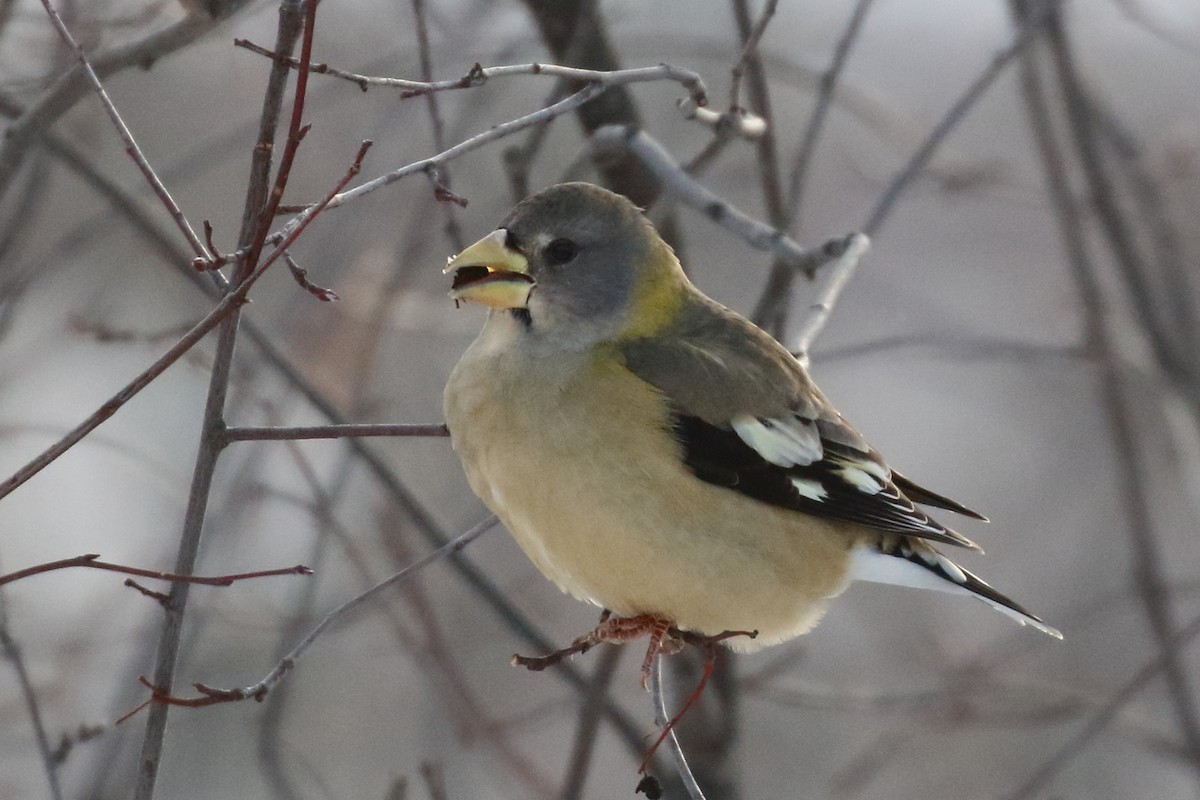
[620,294,982,550]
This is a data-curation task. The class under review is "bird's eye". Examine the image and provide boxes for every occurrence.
[544,238,578,265]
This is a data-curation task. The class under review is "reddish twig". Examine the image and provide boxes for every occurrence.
[0,553,312,589]
[283,251,339,301]
[123,580,170,607]
[120,517,497,718]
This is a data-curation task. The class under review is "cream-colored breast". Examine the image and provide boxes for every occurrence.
[444,317,862,650]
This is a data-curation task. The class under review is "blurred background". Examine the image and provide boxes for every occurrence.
[1,0,1199,798]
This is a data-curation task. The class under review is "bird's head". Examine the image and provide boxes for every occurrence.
[445,182,686,347]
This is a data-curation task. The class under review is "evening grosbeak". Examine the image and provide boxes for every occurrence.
[443,182,1060,652]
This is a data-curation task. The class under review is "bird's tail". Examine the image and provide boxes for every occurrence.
[848,537,1062,638]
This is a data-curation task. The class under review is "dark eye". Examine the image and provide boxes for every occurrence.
[544,238,578,265]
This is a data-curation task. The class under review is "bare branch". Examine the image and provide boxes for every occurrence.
[1015,0,1200,779]
[560,646,624,800]
[0,604,63,800]
[232,43,709,105]
[0,4,251,197]
[729,0,779,112]
[133,4,315,795]
[0,554,311,589]
[37,0,208,263]
[284,251,340,302]
[786,0,876,215]
[591,125,854,273]
[753,0,875,335]
[864,0,1061,236]
[412,0,464,249]
[790,232,870,366]
[649,655,707,800]
[129,517,498,710]
[0,138,370,502]
[224,423,449,442]
[1002,611,1200,800]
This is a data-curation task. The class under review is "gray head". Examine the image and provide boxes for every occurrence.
[445,183,684,348]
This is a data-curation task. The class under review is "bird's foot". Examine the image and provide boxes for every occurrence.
[510,613,683,675]
[636,627,758,776]
[509,614,758,779]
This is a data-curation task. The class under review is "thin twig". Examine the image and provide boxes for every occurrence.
[132,4,313,796]
[786,0,876,216]
[0,44,651,766]
[1110,0,1200,58]
[283,251,339,301]
[561,646,624,800]
[1012,0,1200,777]
[1094,108,1199,357]
[649,655,707,800]
[728,0,778,112]
[37,0,209,262]
[0,554,311,589]
[1001,611,1200,800]
[225,423,449,442]
[863,0,1061,236]
[591,125,853,273]
[0,603,63,800]
[232,44,708,105]
[411,0,465,250]
[503,80,572,201]
[0,5,250,197]
[314,61,706,216]
[731,0,792,338]
[1042,8,1195,385]
[132,517,499,709]
[753,0,875,335]
[0,138,369,502]
[790,232,870,367]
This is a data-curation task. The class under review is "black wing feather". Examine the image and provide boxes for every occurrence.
[672,412,980,550]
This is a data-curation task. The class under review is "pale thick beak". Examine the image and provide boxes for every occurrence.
[445,229,535,310]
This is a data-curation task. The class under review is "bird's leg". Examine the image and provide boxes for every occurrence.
[638,641,720,775]
[636,627,757,774]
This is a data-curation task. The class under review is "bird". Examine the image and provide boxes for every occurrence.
[442,181,1061,665]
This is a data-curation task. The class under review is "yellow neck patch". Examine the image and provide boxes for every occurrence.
[616,239,688,341]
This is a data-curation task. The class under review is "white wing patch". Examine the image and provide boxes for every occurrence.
[827,452,889,495]
[790,477,828,501]
[731,413,823,468]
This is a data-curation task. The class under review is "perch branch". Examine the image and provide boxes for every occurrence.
[0,554,311,589]
[591,125,854,273]
[127,517,497,710]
